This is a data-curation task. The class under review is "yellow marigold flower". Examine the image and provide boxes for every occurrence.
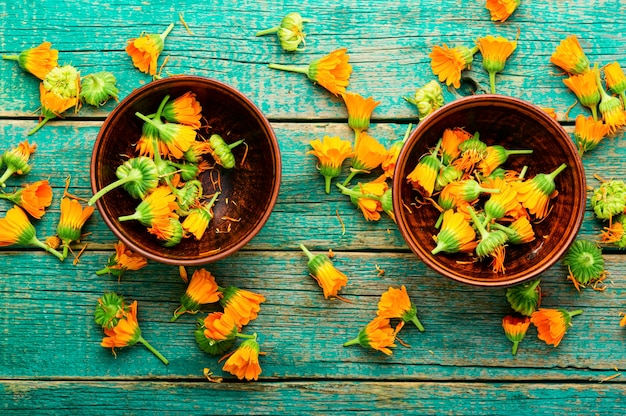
[429,43,479,88]
[222,337,262,381]
[336,180,387,222]
[342,131,387,186]
[0,141,36,188]
[101,300,169,365]
[181,192,220,240]
[486,0,520,22]
[162,91,203,129]
[501,315,530,355]
[29,83,78,136]
[476,35,517,94]
[136,111,197,159]
[96,241,148,278]
[431,209,477,255]
[530,308,582,347]
[148,217,184,247]
[219,286,266,326]
[57,197,95,259]
[493,216,535,245]
[300,244,348,300]
[573,114,610,155]
[136,121,168,158]
[342,92,380,135]
[406,148,441,198]
[118,186,178,227]
[307,136,354,193]
[202,311,239,341]
[343,316,397,356]
[125,23,174,76]
[595,65,626,134]
[0,206,64,260]
[550,35,590,75]
[268,48,352,96]
[563,68,600,121]
[511,163,567,219]
[483,177,522,223]
[377,285,424,331]
[2,41,58,79]
[441,127,471,165]
[171,268,222,321]
[604,61,626,104]
[0,179,52,219]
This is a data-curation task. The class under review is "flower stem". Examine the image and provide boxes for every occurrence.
[228,139,245,150]
[160,23,175,41]
[0,167,16,187]
[31,238,65,261]
[88,171,141,206]
[267,63,309,75]
[343,337,360,347]
[341,170,358,187]
[27,116,52,136]
[489,71,497,94]
[170,306,186,322]
[138,336,169,365]
[299,244,315,261]
[511,340,519,356]
[255,26,279,37]
[117,211,142,222]
[505,149,534,156]
[2,54,19,60]
[324,176,332,194]
[235,332,258,340]
[569,309,583,317]
[468,206,489,240]
[547,163,567,181]
[95,267,111,276]
[410,316,425,332]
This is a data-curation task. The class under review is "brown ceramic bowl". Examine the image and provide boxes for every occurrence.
[90,76,281,266]
[392,95,586,287]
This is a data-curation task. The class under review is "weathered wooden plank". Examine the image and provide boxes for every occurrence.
[1,250,625,380]
[1,1,625,120]
[1,380,625,415]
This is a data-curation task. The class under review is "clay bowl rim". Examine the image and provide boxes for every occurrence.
[392,94,586,288]
[90,75,281,266]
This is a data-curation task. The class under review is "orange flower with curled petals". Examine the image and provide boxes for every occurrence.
[308,136,354,193]
[431,209,477,255]
[485,0,520,22]
[342,131,388,186]
[511,163,567,220]
[181,192,220,240]
[118,186,178,227]
[219,286,266,326]
[336,180,387,222]
[171,268,222,321]
[0,206,64,260]
[563,68,600,121]
[341,92,380,135]
[595,65,626,134]
[96,241,148,278]
[604,61,626,103]
[429,44,479,88]
[550,35,590,75]
[300,244,348,300]
[162,91,203,129]
[501,315,530,355]
[0,180,52,219]
[440,127,472,165]
[406,149,442,198]
[268,48,352,96]
[203,311,239,341]
[377,285,424,331]
[57,197,95,259]
[2,41,58,80]
[222,337,262,381]
[476,35,517,94]
[125,23,174,75]
[344,316,397,356]
[530,308,582,347]
[573,114,610,155]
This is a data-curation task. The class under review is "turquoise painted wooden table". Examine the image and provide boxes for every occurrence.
[1,1,626,414]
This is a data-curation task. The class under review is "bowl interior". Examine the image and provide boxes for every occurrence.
[91,76,281,265]
[393,95,586,287]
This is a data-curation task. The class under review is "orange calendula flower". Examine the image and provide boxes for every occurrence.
[595,64,626,134]
[0,140,37,187]
[478,145,533,177]
[482,177,522,223]
[0,180,52,219]
[541,107,557,120]
[492,216,535,245]
[202,311,240,341]
[486,0,520,22]
[118,186,178,227]
[429,43,479,88]
[136,108,197,159]
[307,136,354,193]
[550,35,590,75]
[342,92,380,135]
[181,192,220,240]
[621,313,626,328]
[342,131,388,186]
[440,127,472,165]
[162,91,203,129]
[406,146,442,198]
[476,35,517,94]
[377,285,425,331]
[171,268,222,321]
[573,114,610,155]
[530,308,583,347]
[57,197,95,259]
[268,48,352,96]
[148,217,184,247]
[512,163,567,219]
[219,286,266,326]
[125,23,174,76]
[0,206,64,261]
[604,61,626,104]
[222,337,262,381]
[300,244,348,299]
[431,209,477,255]
[2,41,59,79]
[95,241,148,278]
[468,206,509,273]
[336,180,387,221]
[101,300,169,365]
[563,68,600,121]
[379,124,412,180]
[502,315,530,355]
[343,316,397,356]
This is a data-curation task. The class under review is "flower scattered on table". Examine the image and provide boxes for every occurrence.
[0,179,52,219]
[506,279,541,316]
[256,12,310,52]
[343,316,397,356]
[502,315,530,355]
[562,67,600,121]
[307,135,354,194]
[171,268,222,321]
[80,71,119,107]
[342,91,381,138]
[404,80,445,120]
[342,131,387,186]
[95,241,148,278]
[300,243,348,300]
[125,23,175,76]
[563,239,607,291]
[485,0,520,22]
[377,285,424,332]
[2,41,58,79]
[0,140,37,187]
[603,61,626,105]
[550,35,590,76]
[573,114,610,155]
[476,34,517,94]
[530,308,583,348]
[57,197,95,260]
[429,44,479,89]
[336,180,388,222]
[222,335,263,381]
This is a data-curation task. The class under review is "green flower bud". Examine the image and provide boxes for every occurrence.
[94,292,127,329]
[590,179,626,220]
[88,156,159,205]
[563,240,605,285]
[43,64,80,99]
[506,279,541,316]
[80,71,119,106]
[256,12,310,52]
[404,80,444,120]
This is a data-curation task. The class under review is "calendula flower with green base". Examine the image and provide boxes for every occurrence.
[403,80,445,120]
[512,163,567,220]
[125,23,174,76]
[181,192,220,240]
[377,285,425,332]
[502,315,530,356]
[492,217,536,245]
[94,292,128,330]
[0,206,65,261]
[405,141,442,198]
[476,35,517,94]
[300,244,348,299]
[468,206,509,273]
[343,317,397,356]
[531,308,582,348]
[88,156,159,205]
[171,268,222,322]
[478,145,533,177]
[195,318,236,355]
[604,61,626,105]
[431,209,477,255]
[589,179,626,220]
[2,41,58,79]
[135,103,197,160]
[336,181,387,222]
[95,241,148,278]
[0,140,36,187]
[308,136,354,193]
[80,71,119,106]
[256,12,310,52]
[205,134,245,169]
[149,217,184,247]
[563,240,606,290]
[595,63,626,133]
[506,279,541,316]
[118,186,178,227]
[0,180,52,219]
[57,197,95,259]
[563,68,600,121]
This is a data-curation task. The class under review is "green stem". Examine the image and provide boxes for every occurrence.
[489,71,496,94]
[590,105,598,122]
[0,167,17,187]
[136,111,162,130]
[343,337,361,347]
[170,306,186,322]
[88,171,141,206]
[569,309,583,317]
[341,170,358,187]
[468,206,489,240]
[117,211,142,222]
[0,192,16,202]
[2,54,19,60]
[267,63,309,75]
[160,23,175,41]
[324,175,332,194]
[228,139,245,150]
[410,316,425,332]
[511,340,519,356]
[27,116,52,136]
[235,332,258,340]
[547,163,567,181]
[138,336,169,365]
[299,244,315,261]
[255,26,280,36]
[205,191,220,208]
[519,165,528,179]
[62,244,69,260]
[95,267,111,276]
[31,238,65,261]
[505,149,534,156]
[155,95,170,119]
